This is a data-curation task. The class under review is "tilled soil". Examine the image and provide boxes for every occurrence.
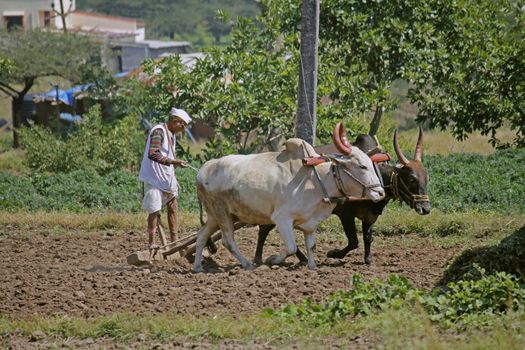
[0,227,459,319]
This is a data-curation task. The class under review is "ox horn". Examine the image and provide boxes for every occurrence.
[414,127,424,161]
[333,122,352,155]
[393,129,409,165]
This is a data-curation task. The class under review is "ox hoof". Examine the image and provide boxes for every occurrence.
[307,262,317,270]
[253,258,263,266]
[192,266,205,273]
[243,262,255,271]
[327,243,358,259]
[364,256,373,265]
[327,249,348,259]
[265,255,282,266]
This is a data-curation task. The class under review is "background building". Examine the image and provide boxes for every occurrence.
[0,0,193,73]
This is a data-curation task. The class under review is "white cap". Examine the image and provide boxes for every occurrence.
[169,107,192,125]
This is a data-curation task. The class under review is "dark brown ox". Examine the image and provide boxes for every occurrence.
[254,127,430,265]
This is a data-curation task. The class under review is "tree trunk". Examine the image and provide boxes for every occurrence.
[369,104,383,136]
[59,0,68,33]
[296,0,319,145]
[11,77,34,148]
[12,96,22,148]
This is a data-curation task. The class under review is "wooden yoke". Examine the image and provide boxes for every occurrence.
[302,153,390,167]
[302,156,329,166]
[370,153,391,163]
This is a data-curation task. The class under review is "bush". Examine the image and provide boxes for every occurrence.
[20,105,145,175]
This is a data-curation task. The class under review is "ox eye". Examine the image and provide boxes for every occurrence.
[359,165,368,170]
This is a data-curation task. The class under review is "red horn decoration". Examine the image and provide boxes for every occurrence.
[332,122,352,155]
[393,129,409,165]
[414,126,424,161]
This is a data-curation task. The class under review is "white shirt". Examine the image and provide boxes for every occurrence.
[139,124,179,195]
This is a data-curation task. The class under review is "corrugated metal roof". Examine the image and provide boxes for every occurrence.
[138,40,191,49]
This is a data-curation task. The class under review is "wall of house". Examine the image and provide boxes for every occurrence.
[69,11,138,32]
[150,46,188,58]
[0,0,74,30]
[121,45,150,72]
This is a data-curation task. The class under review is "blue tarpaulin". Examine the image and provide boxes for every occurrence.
[41,89,71,105]
[38,83,94,106]
[59,112,83,123]
[38,71,129,106]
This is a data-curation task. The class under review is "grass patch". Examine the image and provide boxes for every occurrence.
[1,209,523,244]
[0,210,202,235]
[0,313,343,347]
[1,304,523,349]
[367,307,525,350]
[400,127,516,155]
[317,207,525,247]
[0,148,28,175]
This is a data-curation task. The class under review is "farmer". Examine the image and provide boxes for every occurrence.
[139,107,191,249]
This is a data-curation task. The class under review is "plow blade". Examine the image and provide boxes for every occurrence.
[126,232,222,266]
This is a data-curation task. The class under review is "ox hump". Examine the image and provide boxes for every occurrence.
[283,138,319,159]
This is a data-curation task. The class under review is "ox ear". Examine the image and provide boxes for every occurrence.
[333,122,352,155]
[414,127,424,161]
[393,129,409,165]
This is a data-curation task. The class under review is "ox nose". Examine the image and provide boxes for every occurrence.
[370,188,385,202]
[416,204,431,215]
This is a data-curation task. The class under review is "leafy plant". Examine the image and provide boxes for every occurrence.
[264,274,422,326]
[423,267,525,327]
[266,267,525,328]
[424,148,525,212]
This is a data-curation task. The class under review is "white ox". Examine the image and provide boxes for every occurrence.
[193,123,385,272]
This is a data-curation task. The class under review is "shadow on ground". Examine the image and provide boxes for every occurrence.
[439,225,525,285]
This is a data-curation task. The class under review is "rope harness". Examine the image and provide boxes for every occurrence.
[390,171,430,208]
[328,155,383,202]
[301,141,382,203]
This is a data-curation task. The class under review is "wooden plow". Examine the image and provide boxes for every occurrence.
[126,215,221,266]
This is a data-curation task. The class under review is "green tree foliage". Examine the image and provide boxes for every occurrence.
[0,30,103,147]
[77,0,260,46]
[127,0,525,158]
[0,58,13,74]
[317,0,524,146]
[126,8,393,158]
[409,0,525,147]
[130,20,302,158]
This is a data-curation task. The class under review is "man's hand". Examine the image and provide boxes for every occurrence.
[171,159,188,168]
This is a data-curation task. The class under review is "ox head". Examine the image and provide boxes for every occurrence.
[332,123,385,202]
[393,127,431,215]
